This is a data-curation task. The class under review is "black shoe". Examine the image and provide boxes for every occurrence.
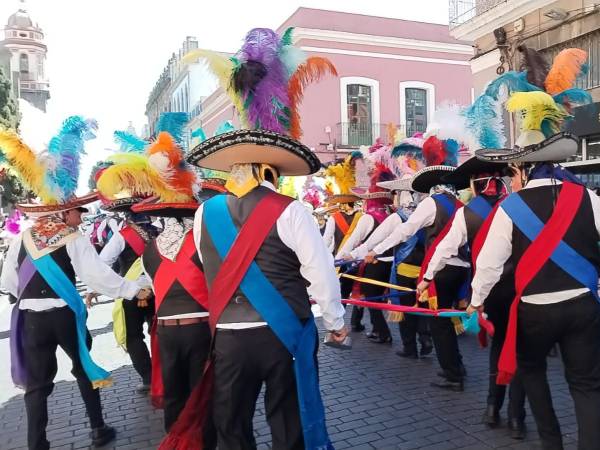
[430,380,464,392]
[396,350,418,359]
[91,425,116,448]
[366,332,379,339]
[369,336,392,344]
[351,324,365,332]
[482,405,500,427]
[420,344,433,356]
[136,383,151,394]
[508,418,526,440]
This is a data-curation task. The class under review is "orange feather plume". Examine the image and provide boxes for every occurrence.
[288,57,337,140]
[545,48,588,95]
[146,132,195,199]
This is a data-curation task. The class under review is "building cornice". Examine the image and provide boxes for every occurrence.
[293,27,473,55]
[469,48,501,74]
[450,0,554,41]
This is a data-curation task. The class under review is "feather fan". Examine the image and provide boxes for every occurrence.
[517,45,550,89]
[506,91,566,135]
[545,48,588,95]
[463,94,506,149]
[0,130,59,204]
[287,57,337,139]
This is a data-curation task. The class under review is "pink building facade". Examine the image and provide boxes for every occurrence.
[189,8,474,163]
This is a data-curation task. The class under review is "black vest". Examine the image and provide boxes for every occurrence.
[464,195,498,249]
[426,194,469,263]
[333,211,356,251]
[509,184,600,297]
[117,227,150,276]
[200,187,311,324]
[142,240,206,317]
[18,243,76,300]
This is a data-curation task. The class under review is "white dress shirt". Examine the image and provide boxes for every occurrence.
[322,216,336,253]
[424,207,470,280]
[471,179,600,307]
[322,212,374,258]
[193,181,345,331]
[371,196,470,269]
[1,232,141,311]
[349,213,402,260]
[98,229,151,289]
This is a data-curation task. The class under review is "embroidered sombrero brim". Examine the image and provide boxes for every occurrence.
[475,133,579,164]
[17,191,99,217]
[410,166,456,193]
[187,129,321,176]
[131,197,198,218]
[376,178,413,192]
[101,197,147,213]
[441,156,507,191]
[324,194,360,205]
[350,187,394,200]
[314,205,339,216]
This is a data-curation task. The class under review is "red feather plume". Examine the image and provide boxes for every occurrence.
[422,136,446,166]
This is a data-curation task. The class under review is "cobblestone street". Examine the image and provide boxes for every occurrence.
[0,308,579,450]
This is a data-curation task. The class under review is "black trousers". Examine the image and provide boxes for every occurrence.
[429,265,468,381]
[123,297,153,384]
[23,307,104,450]
[362,261,393,339]
[213,327,304,450]
[517,294,600,450]
[395,274,431,355]
[486,302,526,420]
[157,322,212,432]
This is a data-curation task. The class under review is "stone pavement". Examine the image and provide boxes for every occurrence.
[0,312,579,450]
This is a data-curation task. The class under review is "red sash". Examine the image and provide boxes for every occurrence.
[120,226,146,256]
[332,211,350,236]
[417,198,463,306]
[159,192,293,450]
[150,232,209,408]
[497,182,584,384]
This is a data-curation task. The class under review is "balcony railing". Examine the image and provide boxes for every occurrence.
[336,122,408,148]
[449,0,507,28]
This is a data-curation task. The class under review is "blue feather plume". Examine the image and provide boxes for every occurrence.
[156,112,189,143]
[484,71,541,100]
[214,120,235,136]
[349,150,363,160]
[463,95,506,149]
[113,131,147,153]
[444,139,459,166]
[391,143,422,158]
[553,88,592,108]
[191,127,207,142]
[46,115,97,200]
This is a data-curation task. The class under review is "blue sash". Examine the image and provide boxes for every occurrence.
[502,194,600,302]
[432,193,457,217]
[204,195,333,450]
[466,196,493,220]
[27,249,111,387]
[389,210,423,304]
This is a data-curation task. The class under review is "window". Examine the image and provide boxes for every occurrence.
[405,88,428,136]
[541,30,600,90]
[399,81,435,138]
[37,54,44,79]
[19,53,28,73]
[339,77,380,147]
[346,84,372,146]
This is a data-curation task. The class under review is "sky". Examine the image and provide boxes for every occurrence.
[0,0,450,191]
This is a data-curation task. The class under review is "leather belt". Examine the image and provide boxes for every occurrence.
[157,317,208,326]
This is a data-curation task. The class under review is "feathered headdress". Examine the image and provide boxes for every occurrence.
[324,153,360,195]
[112,112,190,154]
[0,115,96,205]
[185,27,337,140]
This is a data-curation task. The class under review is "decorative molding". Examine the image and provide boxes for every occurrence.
[339,76,380,146]
[293,27,473,55]
[450,0,555,42]
[301,46,471,66]
[399,81,435,134]
[469,48,502,74]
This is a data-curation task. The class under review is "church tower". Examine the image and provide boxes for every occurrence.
[0,0,50,111]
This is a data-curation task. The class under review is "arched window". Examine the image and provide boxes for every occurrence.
[399,81,435,137]
[19,53,29,73]
[339,77,380,146]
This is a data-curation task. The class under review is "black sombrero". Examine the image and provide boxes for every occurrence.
[475,132,579,164]
[17,191,99,217]
[100,197,148,213]
[442,156,507,190]
[410,165,456,194]
[187,129,321,176]
[350,187,393,200]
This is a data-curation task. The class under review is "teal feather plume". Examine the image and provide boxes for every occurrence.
[113,131,147,153]
[156,112,189,143]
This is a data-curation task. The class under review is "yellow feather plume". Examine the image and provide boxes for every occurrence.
[0,130,59,204]
[183,49,248,127]
[325,155,356,195]
[97,153,190,203]
[506,91,566,132]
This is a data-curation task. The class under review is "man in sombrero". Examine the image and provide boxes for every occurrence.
[470,86,600,449]
[0,118,151,450]
[364,136,470,391]
[166,27,345,450]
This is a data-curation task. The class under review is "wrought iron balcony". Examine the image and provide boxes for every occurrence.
[336,122,408,148]
[449,0,507,29]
